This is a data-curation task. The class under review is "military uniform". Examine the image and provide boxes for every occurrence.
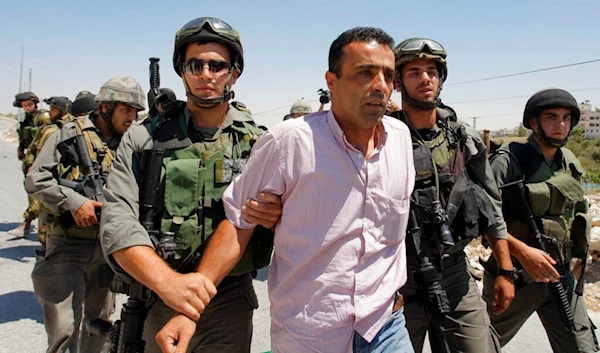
[19,109,51,223]
[24,112,75,246]
[394,108,504,353]
[482,135,598,353]
[101,103,272,353]
[26,114,116,353]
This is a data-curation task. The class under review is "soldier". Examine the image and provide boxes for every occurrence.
[100,17,276,353]
[388,38,514,352]
[70,90,99,118]
[482,88,599,353]
[9,91,50,237]
[24,96,74,250]
[26,76,145,353]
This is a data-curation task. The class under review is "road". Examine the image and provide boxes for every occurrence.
[0,118,597,353]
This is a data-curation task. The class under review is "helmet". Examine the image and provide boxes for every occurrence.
[14,91,40,107]
[290,99,312,114]
[173,17,244,77]
[43,96,72,113]
[70,91,99,116]
[523,88,580,129]
[95,76,145,111]
[393,38,447,110]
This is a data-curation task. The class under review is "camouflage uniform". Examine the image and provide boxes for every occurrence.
[11,92,51,236]
[24,96,75,247]
[25,77,145,353]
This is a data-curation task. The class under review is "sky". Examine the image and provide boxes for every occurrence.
[1,0,599,130]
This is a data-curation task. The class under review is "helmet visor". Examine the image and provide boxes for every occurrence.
[176,17,240,44]
[400,38,445,56]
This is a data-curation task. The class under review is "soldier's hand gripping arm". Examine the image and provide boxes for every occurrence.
[25,129,91,219]
[490,150,560,283]
[241,191,283,229]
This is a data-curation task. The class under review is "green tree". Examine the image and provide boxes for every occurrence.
[518,123,527,137]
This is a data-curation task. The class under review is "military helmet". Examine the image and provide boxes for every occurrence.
[173,17,244,77]
[523,88,580,129]
[290,99,312,114]
[95,76,145,111]
[13,91,40,107]
[394,38,448,83]
[43,96,72,113]
[70,91,98,116]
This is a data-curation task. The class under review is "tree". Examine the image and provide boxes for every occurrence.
[595,107,600,113]
[518,123,527,137]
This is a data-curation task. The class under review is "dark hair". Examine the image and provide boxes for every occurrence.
[328,27,394,77]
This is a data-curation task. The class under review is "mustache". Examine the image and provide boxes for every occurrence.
[368,92,387,101]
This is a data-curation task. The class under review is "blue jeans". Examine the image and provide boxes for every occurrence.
[353,307,415,353]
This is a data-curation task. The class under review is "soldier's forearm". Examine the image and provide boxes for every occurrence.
[197,219,254,286]
[487,236,513,270]
[112,245,176,294]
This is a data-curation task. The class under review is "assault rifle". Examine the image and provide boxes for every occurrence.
[56,133,103,227]
[408,204,452,353]
[147,57,176,118]
[506,179,581,352]
[109,149,164,353]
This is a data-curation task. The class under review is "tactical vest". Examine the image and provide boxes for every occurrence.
[494,142,589,262]
[144,104,273,276]
[410,118,497,255]
[21,110,50,147]
[48,115,114,239]
[24,113,74,168]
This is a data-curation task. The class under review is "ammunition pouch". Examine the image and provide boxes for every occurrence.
[570,212,592,259]
[539,217,568,262]
[526,173,583,217]
[446,173,496,243]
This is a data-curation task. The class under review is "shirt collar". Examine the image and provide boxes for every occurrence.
[326,110,388,153]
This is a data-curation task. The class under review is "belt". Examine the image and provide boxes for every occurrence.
[393,291,405,312]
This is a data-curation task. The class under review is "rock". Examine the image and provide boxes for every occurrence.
[590,227,600,253]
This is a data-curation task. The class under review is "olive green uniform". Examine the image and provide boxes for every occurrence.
[101,104,271,353]
[19,109,51,221]
[483,136,598,353]
[26,115,116,353]
[395,108,504,353]
[24,113,75,245]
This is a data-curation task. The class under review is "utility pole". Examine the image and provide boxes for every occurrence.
[28,68,32,91]
[17,46,24,124]
[471,117,477,130]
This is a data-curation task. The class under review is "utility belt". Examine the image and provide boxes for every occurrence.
[48,223,98,240]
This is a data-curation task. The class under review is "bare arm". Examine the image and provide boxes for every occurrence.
[113,246,216,321]
[197,220,255,286]
[486,235,515,315]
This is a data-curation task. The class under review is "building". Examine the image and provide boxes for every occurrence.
[580,101,600,139]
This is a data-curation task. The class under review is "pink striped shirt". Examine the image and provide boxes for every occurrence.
[223,110,415,352]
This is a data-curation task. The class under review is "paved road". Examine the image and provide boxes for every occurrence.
[0,118,597,353]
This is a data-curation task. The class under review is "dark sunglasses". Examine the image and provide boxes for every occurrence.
[182,59,232,76]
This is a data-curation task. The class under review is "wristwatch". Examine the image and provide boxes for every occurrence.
[497,268,519,281]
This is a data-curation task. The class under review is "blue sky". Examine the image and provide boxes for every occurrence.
[1,0,599,130]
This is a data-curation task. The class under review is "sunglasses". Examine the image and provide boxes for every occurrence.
[182,59,232,76]
[176,17,240,43]
[399,39,445,55]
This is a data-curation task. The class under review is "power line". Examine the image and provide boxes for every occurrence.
[0,49,20,66]
[447,87,600,105]
[446,59,600,86]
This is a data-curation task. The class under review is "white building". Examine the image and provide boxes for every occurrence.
[580,101,600,139]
